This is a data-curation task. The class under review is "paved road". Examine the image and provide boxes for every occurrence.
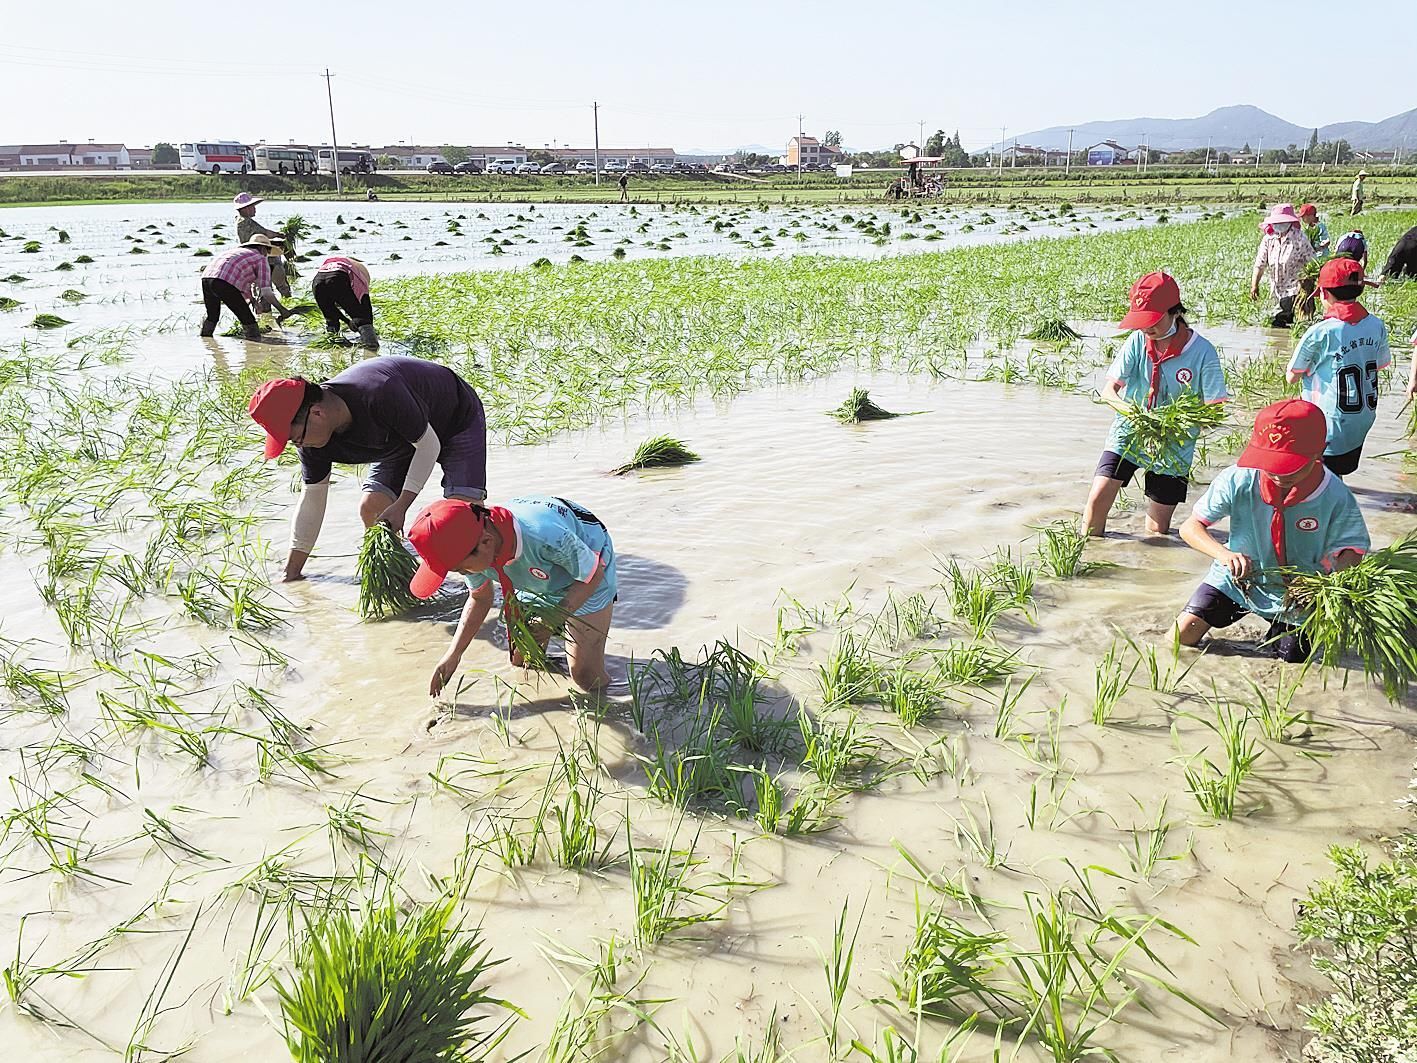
[0,169,196,178]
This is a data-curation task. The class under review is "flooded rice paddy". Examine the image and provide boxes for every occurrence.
[0,204,1413,1063]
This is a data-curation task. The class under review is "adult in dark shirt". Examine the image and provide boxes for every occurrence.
[248,356,487,581]
[1378,226,1417,282]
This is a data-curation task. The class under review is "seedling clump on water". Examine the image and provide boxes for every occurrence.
[611,434,701,475]
[830,387,909,423]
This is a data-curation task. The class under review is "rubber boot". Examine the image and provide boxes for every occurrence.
[199,318,217,338]
[243,326,265,341]
[358,325,380,351]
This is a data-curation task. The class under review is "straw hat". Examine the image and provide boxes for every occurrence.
[233,192,264,209]
[1261,203,1302,227]
[241,233,277,249]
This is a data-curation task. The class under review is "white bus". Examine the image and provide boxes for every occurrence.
[178,141,252,175]
[315,148,376,175]
[253,144,318,175]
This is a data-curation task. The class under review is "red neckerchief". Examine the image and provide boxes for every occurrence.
[1324,301,1368,324]
[483,506,519,618]
[1145,322,1192,409]
[1258,464,1325,567]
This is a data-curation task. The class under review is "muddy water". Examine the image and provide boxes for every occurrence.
[1,323,1412,1060]
[0,199,1196,357]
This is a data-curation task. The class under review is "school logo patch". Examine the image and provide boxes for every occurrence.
[1296,517,1320,532]
[1175,367,1194,384]
[528,567,549,580]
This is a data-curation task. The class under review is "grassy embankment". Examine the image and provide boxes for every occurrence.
[3,166,1417,208]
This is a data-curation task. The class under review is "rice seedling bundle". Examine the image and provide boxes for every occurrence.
[829,387,903,423]
[356,523,423,620]
[30,314,69,330]
[1286,531,1417,700]
[276,895,515,1063]
[59,290,86,302]
[0,297,20,312]
[1023,318,1082,342]
[21,240,40,253]
[1117,390,1227,467]
[611,435,700,475]
[73,254,94,264]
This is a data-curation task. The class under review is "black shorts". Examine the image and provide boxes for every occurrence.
[1181,583,1311,663]
[1095,450,1189,506]
[1322,445,1362,477]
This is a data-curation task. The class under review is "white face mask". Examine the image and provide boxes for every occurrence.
[1272,222,1294,236]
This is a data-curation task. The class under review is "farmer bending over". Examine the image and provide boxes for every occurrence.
[312,255,379,350]
[247,356,487,582]
[199,235,287,339]
[1174,399,1368,663]
[409,497,617,696]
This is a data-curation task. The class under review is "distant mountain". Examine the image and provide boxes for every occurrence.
[993,105,1417,153]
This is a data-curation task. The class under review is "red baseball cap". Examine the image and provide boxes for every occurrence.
[1119,272,1181,330]
[1238,399,1327,476]
[1297,203,1318,219]
[248,379,305,459]
[1318,257,1364,290]
[407,499,485,599]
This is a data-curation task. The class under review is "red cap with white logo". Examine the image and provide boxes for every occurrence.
[1238,399,1328,476]
[1119,272,1181,330]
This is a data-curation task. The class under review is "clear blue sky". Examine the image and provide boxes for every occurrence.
[2,0,1411,152]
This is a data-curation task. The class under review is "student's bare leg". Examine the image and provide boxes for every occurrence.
[359,489,393,527]
[1145,501,1179,535]
[1083,476,1124,537]
[565,602,613,692]
[1174,612,1210,647]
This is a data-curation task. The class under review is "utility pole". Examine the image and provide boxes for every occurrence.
[999,126,1005,176]
[592,101,601,185]
[1203,135,1212,173]
[1256,136,1263,170]
[322,68,342,194]
[1065,128,1074,176]
[918,119,925,151]
[1011,137,1017,169]
[797,113,805,182]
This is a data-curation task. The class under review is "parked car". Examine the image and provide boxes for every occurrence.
[453,161,483,175]
[486,160,517,174]
[540,162,567,174]
[515,162,539,175]
[427,161,454,174]
[574,160,596,174]
[650,163,674,174]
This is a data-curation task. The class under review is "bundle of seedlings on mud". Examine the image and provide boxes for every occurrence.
[611,435,700,475]
[276,893,520,1063]
[355,523,423,620]
[830,387,908,423]
[1115,390,1227,467]
[1285,530,1417,700]
[1023,318,1082,343]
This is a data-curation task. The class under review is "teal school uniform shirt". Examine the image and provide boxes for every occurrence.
[1287,312,1391,456]
[1104,329,1229,477]
[463,497,615,616]
[1192,465,1369,621]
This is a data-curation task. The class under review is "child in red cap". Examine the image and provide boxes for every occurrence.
[1083,271,1229,537]
[407,496,616,696]
[1297,204,1330,257]
[1175,399,1368,662]
[1285,257,1391,476]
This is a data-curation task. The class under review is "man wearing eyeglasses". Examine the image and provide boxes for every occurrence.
[247,357,487,583]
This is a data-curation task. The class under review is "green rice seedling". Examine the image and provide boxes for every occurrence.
[1178,696,1262,819]
[74,254,94,264]
[830,387,907,423]
[21,240,40,253]
[800,709,885,791]
[939,559,1023,638]
[59,289,86,302]
[610,434,701,474]
[1285,531,1417,700]
[1119,798,1189,882]
[355,523,423,620]
[1115,390,1228,468]
[993,674,1034,741]
[276,894,518,1063]
[816,631,881,707]
[984,548,1037,610]
[1090,638,1138,725]
[1024,318,1082,342]
[550,748,612,870]
[0,297,20,311]
[876,662,954,727]
[1120,629,1198,694]
[1245,671,1315,744]
[951,796,1010,870]
[810,898,864,1059]
[1032,520,1112,579]
[628,821,751,947]
[30,314,70,330]
[931,643,1019,687]
[540,935,663,1062]
[640,712,742,812]
[887,895,1013,1020]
